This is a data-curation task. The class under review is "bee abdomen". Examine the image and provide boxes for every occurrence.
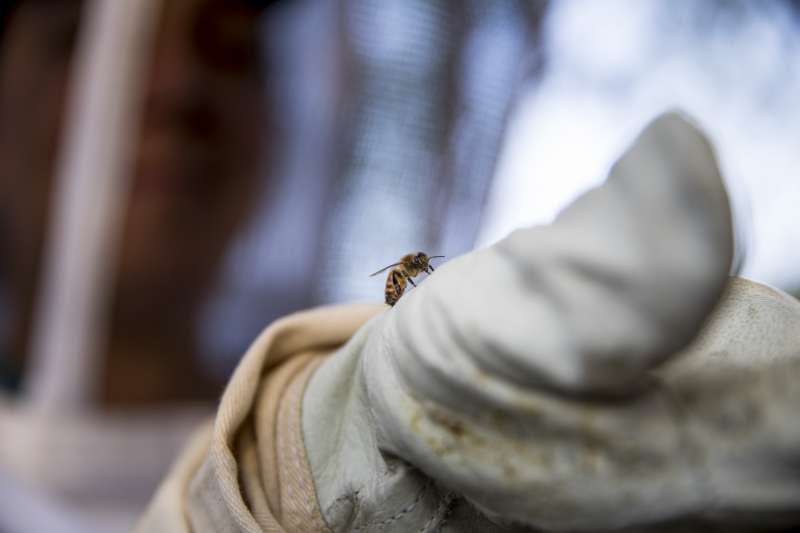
[385,270,405,306]
[385,289,400,306]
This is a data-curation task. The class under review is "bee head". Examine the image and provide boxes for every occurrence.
[415,252,427,267]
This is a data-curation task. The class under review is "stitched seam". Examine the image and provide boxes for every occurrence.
[433,495,456,533]
[352,483,428,531]
[417,492,455,533]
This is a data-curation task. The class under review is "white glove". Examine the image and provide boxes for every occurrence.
[303,112,800,531]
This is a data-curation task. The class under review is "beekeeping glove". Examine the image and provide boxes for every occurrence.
[303,112,800,532]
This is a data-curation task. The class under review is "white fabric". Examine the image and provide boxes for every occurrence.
[303,112,800,531]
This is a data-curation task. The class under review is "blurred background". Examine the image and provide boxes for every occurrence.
[0,0,798,531]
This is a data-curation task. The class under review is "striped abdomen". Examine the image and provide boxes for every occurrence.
[384,269,408,306]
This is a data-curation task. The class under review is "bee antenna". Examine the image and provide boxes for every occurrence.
[428,255,445,260]
[369,262,402,277]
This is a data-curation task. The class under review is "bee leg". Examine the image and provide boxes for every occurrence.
[406,274,417,287]
[429,265,435,272]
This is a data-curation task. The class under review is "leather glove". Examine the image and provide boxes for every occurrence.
[303,112,800,532]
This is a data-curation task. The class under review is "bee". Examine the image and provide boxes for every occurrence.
[370,252,445,306]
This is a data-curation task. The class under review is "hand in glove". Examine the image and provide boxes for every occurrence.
[304,112,800,532]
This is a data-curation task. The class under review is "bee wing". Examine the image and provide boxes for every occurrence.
[369,262,402,277]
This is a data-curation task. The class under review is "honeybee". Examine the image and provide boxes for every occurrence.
[370,252,445,306]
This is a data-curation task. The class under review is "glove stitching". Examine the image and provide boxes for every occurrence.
[417,491,455,533]
[352,481,429,531]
